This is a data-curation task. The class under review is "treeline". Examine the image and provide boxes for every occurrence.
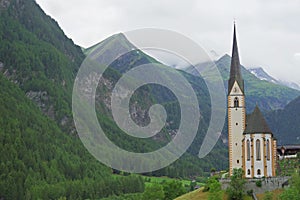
[102,180,186,200]
[0,74,144,199]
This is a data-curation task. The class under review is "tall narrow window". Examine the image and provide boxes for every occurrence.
[234,97,239,107]
[256,139,261,160]
[266,139,270,160]
[247,140,251,161]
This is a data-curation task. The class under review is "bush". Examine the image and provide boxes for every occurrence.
[246,189,253,196]
[203,177,218,192]
[226,168,245,200]
[256,180,262,187]
[208,179,222,200]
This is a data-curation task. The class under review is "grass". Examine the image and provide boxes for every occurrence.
[175,188,253,200]
[175,187,208,200]
[256,189,284,200]
[143,176,205,188]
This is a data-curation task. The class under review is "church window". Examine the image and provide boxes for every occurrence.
[266,139,270,160]
[247,140,251,161]
[256,139,261,160]
[257,169,261,175]
[234,97,239,107]
[247,169,251,175]
[237,160,239,164]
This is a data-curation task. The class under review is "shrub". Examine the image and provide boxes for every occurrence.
[226,168,245,200]
[256,180,262,187]
[246,189,253,196]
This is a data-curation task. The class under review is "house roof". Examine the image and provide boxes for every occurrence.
[228,23,244,95]
[244,105,273,134]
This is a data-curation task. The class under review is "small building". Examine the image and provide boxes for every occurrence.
[277,145,300,159]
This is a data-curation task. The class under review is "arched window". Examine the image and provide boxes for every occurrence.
[256,139,261,160]
[266,139,270,160]
[234,97,239,108]
[257,169,261,175]
[247,169,251,175]
[247,140,251,161]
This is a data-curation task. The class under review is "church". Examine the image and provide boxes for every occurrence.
[227,24,277,178]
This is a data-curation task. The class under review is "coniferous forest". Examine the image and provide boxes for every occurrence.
[1,0,300,199]
[0,0,222,199]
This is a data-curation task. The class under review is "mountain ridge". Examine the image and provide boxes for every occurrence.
[248,67,300,91]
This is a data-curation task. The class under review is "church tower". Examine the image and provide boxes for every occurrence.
[228,24,246,176]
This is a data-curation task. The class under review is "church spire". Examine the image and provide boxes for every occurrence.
[228,23,244,94]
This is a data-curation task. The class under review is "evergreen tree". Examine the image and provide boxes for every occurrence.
[226,168,245,200]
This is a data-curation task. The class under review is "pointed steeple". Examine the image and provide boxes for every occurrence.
[228,23,244,94]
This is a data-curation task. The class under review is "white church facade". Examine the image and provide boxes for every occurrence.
[228,24,277,178]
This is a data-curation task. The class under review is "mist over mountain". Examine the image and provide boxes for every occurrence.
[1,0,300,199]
[185,54,300,113]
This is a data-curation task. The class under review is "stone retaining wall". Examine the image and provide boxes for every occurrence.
[220,176,290,194]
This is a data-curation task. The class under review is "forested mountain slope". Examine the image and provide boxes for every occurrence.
[0,73,144,199]
[0,0,84,132]
[215,55,300,112]
[266,96,300,145]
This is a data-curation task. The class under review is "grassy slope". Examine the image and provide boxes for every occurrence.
[175,188,254,200]
[175,188,208,200]
[256,189,284,200]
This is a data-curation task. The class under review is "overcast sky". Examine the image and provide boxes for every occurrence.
[36,0,300,84]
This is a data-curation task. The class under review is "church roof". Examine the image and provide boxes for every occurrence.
[228,23,244,95]
[244,105,273,134]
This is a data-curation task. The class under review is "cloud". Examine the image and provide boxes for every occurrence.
[294,53,300,57]
[35,0,300,84]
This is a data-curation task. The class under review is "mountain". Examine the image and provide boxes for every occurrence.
[0,0,227,195]
[248,67,300,91]
[277,80,300,91]
[0,0,86,133]
[215,55,300,112]
[1,1,299,198]
[248,67,278,84]
[266,96,300,145]
[0,1,145,199]
[86,33,228,177]
[0,72,145,199]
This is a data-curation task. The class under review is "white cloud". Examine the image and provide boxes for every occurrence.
[294,53,300,57]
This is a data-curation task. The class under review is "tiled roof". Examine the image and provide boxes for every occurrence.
[244,105,272,134]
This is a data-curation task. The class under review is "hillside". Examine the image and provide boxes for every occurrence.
[215,55,300,113]
[0,0,145,199]
[1,0,299,199]
[86,33,228,177]
[249,67,300,91]
[0,0,226,192]
[266,96,300,145]
[0,0,84,132]
[0,73,145,199]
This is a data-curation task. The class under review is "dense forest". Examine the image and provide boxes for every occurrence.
[0,0,225,199]
[0,73,145,199]
[1,0,299,199]
[266,96,300,145]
